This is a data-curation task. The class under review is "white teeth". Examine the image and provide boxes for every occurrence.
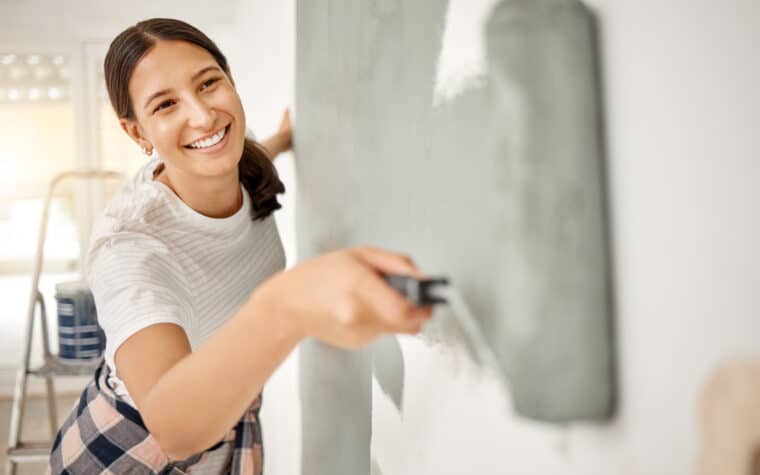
[189,127,226,149]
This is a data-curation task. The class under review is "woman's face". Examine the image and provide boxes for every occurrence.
[121,40,246,181]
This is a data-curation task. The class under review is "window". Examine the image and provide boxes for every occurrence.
[0,50,81,368]
[0,43,141,369]
[0,52,79,271]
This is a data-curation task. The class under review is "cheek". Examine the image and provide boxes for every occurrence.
[152,117,185,151]
[219,87,245,117]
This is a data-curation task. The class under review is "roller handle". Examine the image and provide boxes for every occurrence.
[382,274,449,306]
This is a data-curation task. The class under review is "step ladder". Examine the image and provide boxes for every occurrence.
[5,170,123,475]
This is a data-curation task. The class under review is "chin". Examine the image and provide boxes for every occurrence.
[190,144,245,178]
[198,156,241,178]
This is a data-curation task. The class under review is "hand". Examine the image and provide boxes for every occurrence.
[275,108,292,153]
[254,246,433,350]
[260,109,293,159]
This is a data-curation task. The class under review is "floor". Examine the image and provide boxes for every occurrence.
[0,393,78,475]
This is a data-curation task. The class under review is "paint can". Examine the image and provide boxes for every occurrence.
[55,280,105,362]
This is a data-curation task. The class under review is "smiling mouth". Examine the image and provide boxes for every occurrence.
[184,125,230,149]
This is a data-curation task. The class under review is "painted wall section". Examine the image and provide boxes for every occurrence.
[296,0,613,473]
[487,0,614,421]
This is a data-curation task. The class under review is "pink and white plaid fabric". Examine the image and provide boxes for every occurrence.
[49,362,263,474]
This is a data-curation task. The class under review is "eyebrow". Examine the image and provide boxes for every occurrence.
[142,65,223,110]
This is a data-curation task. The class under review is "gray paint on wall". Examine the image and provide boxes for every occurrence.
[296,0,614,472]
[372,336,405,411]
[485,0,615,421]
[299,341,372,473]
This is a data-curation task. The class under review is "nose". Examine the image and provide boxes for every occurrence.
[186,96,216,130]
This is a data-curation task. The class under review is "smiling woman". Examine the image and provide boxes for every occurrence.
[103,19,284,220]
[47,17,433,475]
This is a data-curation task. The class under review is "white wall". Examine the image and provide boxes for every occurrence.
[586,0,758,471]
[375,1,759,474]
[353,1,760,474]
[0,0,236,40]
[446,0,760,475]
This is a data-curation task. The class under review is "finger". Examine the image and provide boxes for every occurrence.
[410,305,434,319]
[353,268,418,327]
[395,313,432,335]
[351,246,428,279]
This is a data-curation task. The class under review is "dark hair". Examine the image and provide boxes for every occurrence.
[104,18,284,221]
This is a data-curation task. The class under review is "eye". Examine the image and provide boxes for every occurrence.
[153,99,175,113]
[200,77,220,90]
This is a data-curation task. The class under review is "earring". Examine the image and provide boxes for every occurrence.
[141,145,153,156]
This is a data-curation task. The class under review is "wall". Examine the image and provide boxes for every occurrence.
[296,0,616,471]
[294,1,759,475]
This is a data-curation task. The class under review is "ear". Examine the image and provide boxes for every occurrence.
[119,118,152,154]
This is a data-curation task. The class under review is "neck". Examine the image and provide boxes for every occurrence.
[156,165,243,218]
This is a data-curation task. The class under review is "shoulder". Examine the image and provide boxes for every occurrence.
[87,160,180,262]
[85,228,178,282]
[100,159,173,230]
[87,196,180,283]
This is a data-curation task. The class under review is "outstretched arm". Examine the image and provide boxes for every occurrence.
[116,247,431,460]
[261,109,293,160]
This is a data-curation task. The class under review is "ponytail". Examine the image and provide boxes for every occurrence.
[239,138,285,221]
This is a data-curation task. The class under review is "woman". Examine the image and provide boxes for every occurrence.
[49,18,432,475]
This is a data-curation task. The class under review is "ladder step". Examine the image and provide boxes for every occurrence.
[7,441,52,462]
[28,356,102,377]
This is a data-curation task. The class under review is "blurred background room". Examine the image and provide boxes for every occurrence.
[0,1,297,474]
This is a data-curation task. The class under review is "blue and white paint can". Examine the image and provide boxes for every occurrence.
[55,280,105,362]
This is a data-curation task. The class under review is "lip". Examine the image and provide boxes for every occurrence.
[184,124,231,154]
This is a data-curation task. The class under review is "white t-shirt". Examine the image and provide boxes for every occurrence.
[85,156,286,408]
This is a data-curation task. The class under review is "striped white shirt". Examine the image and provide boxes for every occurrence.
[86,156,285,411]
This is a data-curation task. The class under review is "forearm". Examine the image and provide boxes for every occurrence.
[261,131,291,160]
[141,284,302,459]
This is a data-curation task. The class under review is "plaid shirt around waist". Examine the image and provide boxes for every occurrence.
[49,361,263,474]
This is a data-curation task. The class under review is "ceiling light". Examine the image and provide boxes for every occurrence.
[8,88,21,101]
[26,55,40,65]
[47,87,62,99]
[28,88,41,100]
[1,54,17,65]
